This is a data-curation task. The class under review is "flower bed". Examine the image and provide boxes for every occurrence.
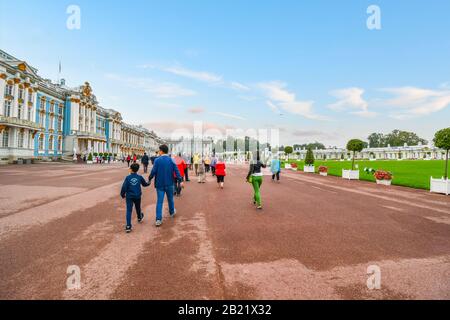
[319,166,328,176]
[374,170,393,185]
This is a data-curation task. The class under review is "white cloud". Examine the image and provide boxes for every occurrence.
[328,87,376,118]
[212,112,246,121]
[105,73,196,98]
[381,86,450,118]
[259,81,323,120]
[157,65,222,84]
[230,81,250,91]
[266,101,282,114]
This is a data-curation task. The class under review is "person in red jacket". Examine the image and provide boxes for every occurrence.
[173,153,187,196]
[215,157,226,189]
[133,154,137,163]
[126,154,131,167]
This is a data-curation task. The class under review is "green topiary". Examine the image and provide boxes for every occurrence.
[284,146,293,159]
[434,127,450,179]
[347,139,365,170]
[305,148,315,166]
[87,153,93,161]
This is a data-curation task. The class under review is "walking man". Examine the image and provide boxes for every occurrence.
[149,145,183,227]
[141,152,150,173]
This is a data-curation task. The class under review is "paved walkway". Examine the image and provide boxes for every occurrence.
[0,163,449,299]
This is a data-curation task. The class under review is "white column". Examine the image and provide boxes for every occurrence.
[0,75,5,116]
[12,83,19,118]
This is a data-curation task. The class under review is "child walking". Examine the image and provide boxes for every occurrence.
[120,163,150,233]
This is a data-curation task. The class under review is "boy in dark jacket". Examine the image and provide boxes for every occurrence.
[120,163,150,233]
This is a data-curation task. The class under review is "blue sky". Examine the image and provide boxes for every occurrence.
[1,0,450,146]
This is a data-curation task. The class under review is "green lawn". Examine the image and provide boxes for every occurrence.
[282,159,449,190]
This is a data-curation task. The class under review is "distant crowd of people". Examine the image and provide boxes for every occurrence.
[119,145,282,233]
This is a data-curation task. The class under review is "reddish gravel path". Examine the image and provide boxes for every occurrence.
[0,163,449,300]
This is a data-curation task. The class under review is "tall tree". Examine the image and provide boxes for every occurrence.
[434,128,450,180]
[385,130,428,147]
[367,133,385,148]
[347,139,365,170]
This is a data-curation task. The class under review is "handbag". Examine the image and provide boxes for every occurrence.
[247,163,254,183]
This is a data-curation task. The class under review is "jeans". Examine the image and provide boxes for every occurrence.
[184,167,190,181]
[251,176,263,206]
[156,185,175,221]
[126,197,142,227]
[143,164,148,173]
[272,171,280,181]
[174,178,182,195]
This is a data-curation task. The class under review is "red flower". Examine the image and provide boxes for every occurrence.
[319,166,328,173]
[374,170,393,180]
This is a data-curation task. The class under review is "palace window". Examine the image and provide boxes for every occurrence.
[58,118,62,131]
[49,103,54,114]
[18,104,23,119]
[18,88,24,100]
[49,116,54,130]
[4,100,12,117]
[4,84,13,96]
[39,113,45,127]
[58,136,62,151]
[27,106,32,121]
[58,106,63,115]
[38,134,44,150]
[39,98,45,110]
[2,128,9,147]
[28,91,33,103]
[49,135,54,150]
[17,130,24,148]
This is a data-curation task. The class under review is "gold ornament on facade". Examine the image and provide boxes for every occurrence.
[82,82,92,97]
[14,78,20,84]
[0,73,7,80]
[18,63,26,72]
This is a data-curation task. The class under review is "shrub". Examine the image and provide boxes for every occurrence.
[87,153,93,161]
[433,127,450,179]
[93,152,98,157]
[290,162,298,168]
[305,148,315,165]
[346,139,365,170]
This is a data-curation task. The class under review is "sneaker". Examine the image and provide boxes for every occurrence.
[155,220,162,227]
[170,209,177,218]
[138,214,144,223]
[257,206,263,210]
[125,225,132,233]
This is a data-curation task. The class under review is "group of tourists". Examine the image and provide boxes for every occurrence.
[120,144,281,233]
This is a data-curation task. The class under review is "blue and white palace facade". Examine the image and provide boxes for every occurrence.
[0,49,163,164]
